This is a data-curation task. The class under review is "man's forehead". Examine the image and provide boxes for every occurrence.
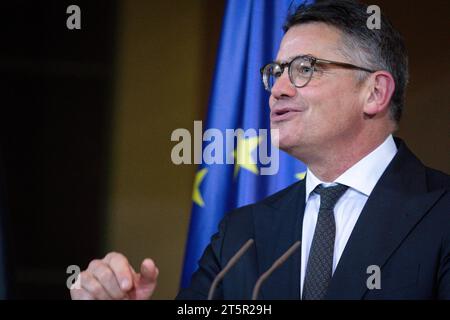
[276,23,342,60]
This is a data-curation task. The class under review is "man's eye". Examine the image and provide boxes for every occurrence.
[299,66,312,74]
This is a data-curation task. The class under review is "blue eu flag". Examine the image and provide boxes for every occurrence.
[181,0,310,288]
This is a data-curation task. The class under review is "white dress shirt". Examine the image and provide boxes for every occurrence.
[300,135,398,297]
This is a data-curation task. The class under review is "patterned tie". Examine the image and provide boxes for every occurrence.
[302,183,349,300]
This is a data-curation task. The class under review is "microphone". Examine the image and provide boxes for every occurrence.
[207,238,255,300]
[252,240,301,300]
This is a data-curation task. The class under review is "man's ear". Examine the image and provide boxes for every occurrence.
[363,71,395,117]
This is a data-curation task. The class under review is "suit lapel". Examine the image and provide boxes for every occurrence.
[254,179,306,299]
[326,140,446,299]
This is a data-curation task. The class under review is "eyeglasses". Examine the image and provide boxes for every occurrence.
[260,54,376,92]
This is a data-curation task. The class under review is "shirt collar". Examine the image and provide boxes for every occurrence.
[305,134,398,200]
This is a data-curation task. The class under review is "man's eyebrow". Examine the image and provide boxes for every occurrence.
[274,54,314,64]
[273,57,293,64]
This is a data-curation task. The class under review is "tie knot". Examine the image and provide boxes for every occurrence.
[314,184,348,210]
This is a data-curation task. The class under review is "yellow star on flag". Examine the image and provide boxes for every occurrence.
[192,168,208,207]
[233,135,261,177]
[295,171,306,180]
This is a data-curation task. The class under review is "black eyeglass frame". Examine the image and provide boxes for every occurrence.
[260,54,376,91]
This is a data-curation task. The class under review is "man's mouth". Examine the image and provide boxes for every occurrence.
[270,107,302,122]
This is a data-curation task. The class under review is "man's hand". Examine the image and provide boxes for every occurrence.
[70,252,159,300]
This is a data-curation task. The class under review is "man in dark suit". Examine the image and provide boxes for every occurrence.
[70,0,450,300]
[175,137,450,299]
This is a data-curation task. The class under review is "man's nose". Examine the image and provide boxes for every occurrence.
[270,70,297,100]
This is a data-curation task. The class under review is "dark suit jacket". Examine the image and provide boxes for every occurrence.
[177,139,450,300]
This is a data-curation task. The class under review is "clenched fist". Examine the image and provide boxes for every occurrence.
[70,252,159,300]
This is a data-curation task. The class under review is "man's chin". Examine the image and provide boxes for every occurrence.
[270,123,305,152]
[275,136,299,153]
